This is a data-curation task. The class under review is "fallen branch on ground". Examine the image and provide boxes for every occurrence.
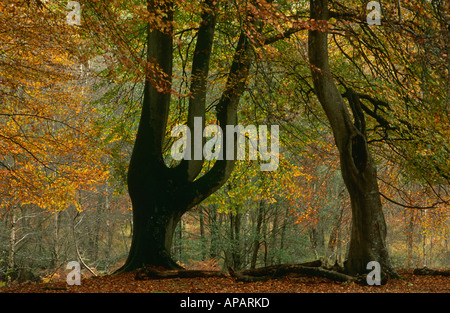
[135,260,365,284]
[135,265,227,280]
[413,267,450,277]
[230,263,359,283]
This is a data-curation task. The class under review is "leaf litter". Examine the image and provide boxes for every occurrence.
[0,269,448,293]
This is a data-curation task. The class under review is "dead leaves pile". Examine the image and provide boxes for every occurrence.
[1,269,448,293]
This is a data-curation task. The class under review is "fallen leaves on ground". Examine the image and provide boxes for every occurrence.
[0,269,448,293]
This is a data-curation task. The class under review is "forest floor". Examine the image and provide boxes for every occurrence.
[0,269,448,293]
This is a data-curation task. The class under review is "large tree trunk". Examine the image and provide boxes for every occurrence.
[308,0,398,278]
[124,193,185,269]
[119,0,253,272]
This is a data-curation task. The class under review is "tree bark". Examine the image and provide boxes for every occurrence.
[308,0,398,278]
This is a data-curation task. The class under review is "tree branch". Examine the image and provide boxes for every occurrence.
[263,25,308,45]
[174,0,217,182]
[379,192,448,210]
[175,31,253,211]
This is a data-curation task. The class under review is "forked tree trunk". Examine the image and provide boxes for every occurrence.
[308,0,398,278]
[119,0,253,272]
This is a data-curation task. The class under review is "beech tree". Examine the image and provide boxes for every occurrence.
[308,0,398,278]
[119,0,255,271]
[118,0,305,271]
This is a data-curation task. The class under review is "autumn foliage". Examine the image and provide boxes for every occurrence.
[0,1,108,212]
[0,0,448,293]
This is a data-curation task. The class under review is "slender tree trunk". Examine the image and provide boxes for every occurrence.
[278,207,289,264]
[422,211,427,267]
[72,211,97,276]
[269,205,279,265]
[7,209,16,285]
[406,210,414,267]
[199,206,207,260]
[250,201,264,269]
[308,0,398,278]
[105,184,114,262]
[263,213,268,267]
[51,210,61,269]
[209,207,219,259]
[172,214,183,264]
[326,204,344,265]
[229,210,242,270]
[90,197,101,262]
[121,222,129,255]
[445,239,449,266]
[309,227,320,260]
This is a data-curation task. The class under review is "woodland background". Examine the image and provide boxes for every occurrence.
[0,0,449,286]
